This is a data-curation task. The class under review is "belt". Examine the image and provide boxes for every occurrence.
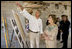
[29,29,39,33]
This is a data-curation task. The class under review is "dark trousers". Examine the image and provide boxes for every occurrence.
[57,30,61,40]
[62,32,69,48]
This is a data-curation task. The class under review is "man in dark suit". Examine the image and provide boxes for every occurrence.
[59,15,70,48]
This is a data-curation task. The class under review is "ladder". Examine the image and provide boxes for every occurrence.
[10,10,29,48]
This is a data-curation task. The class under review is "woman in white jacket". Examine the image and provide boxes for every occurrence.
[44,14,58,48]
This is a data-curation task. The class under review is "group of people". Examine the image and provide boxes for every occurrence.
[46,15,70,48]
[16,2,70,48]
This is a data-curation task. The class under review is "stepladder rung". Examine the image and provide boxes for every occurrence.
[10,18,29,48]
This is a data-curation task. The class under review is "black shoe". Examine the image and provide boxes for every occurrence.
[60,41,63,43]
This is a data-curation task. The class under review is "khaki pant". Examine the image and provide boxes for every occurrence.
[29,32,39,48]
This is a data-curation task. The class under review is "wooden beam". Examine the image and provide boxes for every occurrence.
[22,4,43,8]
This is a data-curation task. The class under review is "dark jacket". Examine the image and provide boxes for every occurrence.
[59,20,70,34]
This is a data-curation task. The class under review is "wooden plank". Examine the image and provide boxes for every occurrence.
[12,10,25,39]
[17,8,30,48]
[12,10,28,48]
[16,8,27,35]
